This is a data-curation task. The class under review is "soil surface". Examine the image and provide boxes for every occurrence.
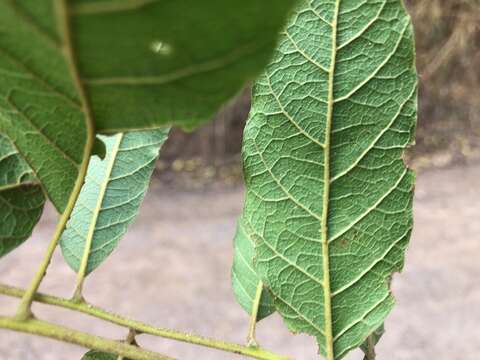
[1,162,479,360]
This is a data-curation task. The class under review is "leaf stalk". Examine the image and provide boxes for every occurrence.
[0,284,291,360]
[15,0,97,319]
[247,281,264,347]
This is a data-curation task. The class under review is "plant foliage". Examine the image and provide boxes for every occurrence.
[0,134,45,257]
[0,1,418,359]
[234,0,417,359]
[0,0,295,212]
[60,129,168,274]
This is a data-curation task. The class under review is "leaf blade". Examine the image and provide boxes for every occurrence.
[239,1,417,359]
[232,217,275,321]
[60,129,168,275]
[0,0,296,211]
[0,134,45,258]
[81,350,126,360]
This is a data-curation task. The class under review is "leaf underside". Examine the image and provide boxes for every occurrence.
[0,0,296,212]
[60,129,168,275]
[238,0,417,359]
[0,134,45,258]
[81,350,126,360]
[232,217,275,321]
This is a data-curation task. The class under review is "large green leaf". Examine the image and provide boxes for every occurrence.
[239,0,417,359]
[0,134,45,257]
[0,0,296,212]
[60,129,168,275]
[231,217,275,321]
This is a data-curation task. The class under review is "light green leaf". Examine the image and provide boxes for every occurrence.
[232,217,275,321]
[240,0,417,359]
[0,0,296,211]
[60,129,168,275]
[0,134,45,258]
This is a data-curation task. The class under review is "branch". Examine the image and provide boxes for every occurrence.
[0,317,174,360]
[0,284,291,360]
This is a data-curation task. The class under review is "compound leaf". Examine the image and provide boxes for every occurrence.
[232,217,275,321]
[0,134,45,258]
[60,129,168,275]
[239,0,417,359]
[0,0,296,212]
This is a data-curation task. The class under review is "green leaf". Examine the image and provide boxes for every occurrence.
[231,217,275,321]
[0,0,296,211]
[60,129,168,275]
[0,134,45,258]
[239,0,417,359]
[81,350,129,360]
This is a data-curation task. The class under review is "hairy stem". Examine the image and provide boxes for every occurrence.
[15,127,94,319]
[0,317,173,360]
[15,0,97,318]
[15,137,93,319]
[0,284,291,360]
[55,0,97,303]
[247,281,264,347]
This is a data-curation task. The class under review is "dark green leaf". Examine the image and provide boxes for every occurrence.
[81,350,129,360]
[239,0,417,359]
[60,129,168,275]
[0,0,296,211]
[0,134,45,258]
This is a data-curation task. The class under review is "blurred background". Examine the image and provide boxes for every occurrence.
[157,0,480,186]
[1,1,479,359]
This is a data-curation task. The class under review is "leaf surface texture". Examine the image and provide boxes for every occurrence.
[239,0,417,358]
[0,134,45,257]
[232,217,275,321]
[0,0,295,211]
[60,129,168,274]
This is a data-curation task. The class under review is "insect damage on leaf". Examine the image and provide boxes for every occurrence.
[60,129,168,275]
[237,0,417,359]
[0,0,296,212]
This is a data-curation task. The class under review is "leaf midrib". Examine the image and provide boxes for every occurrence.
[79,134,123,273]
[321,1,341,359]
[52,0,96,213]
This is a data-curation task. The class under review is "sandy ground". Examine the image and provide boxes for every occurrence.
[0,162,479,360]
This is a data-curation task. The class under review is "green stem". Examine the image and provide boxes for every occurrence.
[247,281,264,347]
[0,284,291,360]
[15,135,93,319]
[15,0,97,319]
[0,317,173,360]
[15,128,94,319]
